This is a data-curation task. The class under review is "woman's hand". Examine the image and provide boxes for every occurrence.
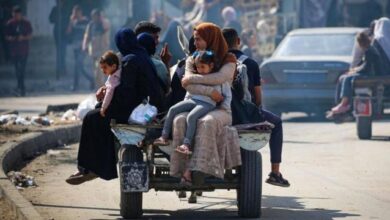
[181,76,190,87]
[96,86,106,101]
[211,90,224,102]
[100,108,106,117]
[160,43,172,67]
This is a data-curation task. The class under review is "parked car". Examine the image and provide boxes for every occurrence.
[260,27,363,116]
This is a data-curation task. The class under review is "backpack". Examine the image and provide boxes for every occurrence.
[231,55,265,125]
[234,55,252,102]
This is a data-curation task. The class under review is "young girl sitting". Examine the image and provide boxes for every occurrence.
[97,51,121,117]
[154,50,232,155]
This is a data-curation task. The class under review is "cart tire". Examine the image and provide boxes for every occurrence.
[357,116,372,140]
[120,146,143,219]
[237,149,262,218]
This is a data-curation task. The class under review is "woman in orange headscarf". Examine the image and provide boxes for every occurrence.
[169,22,241,183]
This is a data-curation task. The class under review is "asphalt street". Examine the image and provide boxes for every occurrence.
[2,94,390,219]
[20,117,390,219]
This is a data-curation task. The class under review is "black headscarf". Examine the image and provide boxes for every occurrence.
[114,28,166,111]
[115,27,148,58]
[137,32,156,56]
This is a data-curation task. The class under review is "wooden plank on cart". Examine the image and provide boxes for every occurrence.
[111,123,162,146]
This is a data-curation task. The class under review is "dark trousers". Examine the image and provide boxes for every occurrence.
[73,49,93,90]
[54,36,67,79]
[340,73,360,101]
[335,73,360,103]
[335,75,343,103]
[261,109,283,164]
[12,56,27,96]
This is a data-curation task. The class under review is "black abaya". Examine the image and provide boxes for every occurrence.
[75,28,165,180]
[77,109,117,180]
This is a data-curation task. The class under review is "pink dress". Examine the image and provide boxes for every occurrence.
[102,68,121,111]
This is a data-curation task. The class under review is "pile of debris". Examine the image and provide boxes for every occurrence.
[0,114,52,126]
[7,171,37,189]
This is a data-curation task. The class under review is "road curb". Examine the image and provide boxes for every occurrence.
[0,123,81,220]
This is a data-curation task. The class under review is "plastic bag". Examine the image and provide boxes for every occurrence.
[76,96,97,120]
[0,114,18,125]
[61,109,78,121]
[128,98,157,125]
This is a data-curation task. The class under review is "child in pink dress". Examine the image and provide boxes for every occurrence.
[98,51,121,117]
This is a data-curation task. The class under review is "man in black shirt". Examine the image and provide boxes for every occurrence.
[223,28,290,187]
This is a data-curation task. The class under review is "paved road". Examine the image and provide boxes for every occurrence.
[19,117,390,220]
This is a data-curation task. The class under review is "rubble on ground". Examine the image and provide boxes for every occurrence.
[7,171,37,189]
[0,114,52,126]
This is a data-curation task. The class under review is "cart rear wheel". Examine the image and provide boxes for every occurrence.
[120,147,143,219]
[237,150,262,218]
[357,116,372,140]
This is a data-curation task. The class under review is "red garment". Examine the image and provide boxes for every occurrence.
[5,18,33,57]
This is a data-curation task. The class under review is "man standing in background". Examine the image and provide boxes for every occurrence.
[5,6,32,97]
[82,9,110,89]
[49,0,69,80]
[67,5,93,91]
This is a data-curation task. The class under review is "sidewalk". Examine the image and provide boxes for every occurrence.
[0,93,90,116]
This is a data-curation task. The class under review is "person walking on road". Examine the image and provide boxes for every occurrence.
[5,6,32,96]
[67,5,93,91]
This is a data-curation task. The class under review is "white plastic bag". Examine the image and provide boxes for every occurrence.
[128,98,157,125]
[61,109,78,121]
[0,114,18,125]
[76,96,97,120]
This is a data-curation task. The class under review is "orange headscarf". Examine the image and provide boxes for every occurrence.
[194,22,236,69]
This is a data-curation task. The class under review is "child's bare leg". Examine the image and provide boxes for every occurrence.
[183,169,191,182]
[155,100,197,146]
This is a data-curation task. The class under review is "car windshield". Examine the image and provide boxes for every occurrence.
[274,33,356,57]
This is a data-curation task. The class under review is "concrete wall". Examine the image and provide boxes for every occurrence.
[26,0,56,37]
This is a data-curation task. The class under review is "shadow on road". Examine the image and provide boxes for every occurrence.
[33,195,360,220]
[261,195,360,219]
[32,203,119,212]
[282,114,333,123]
[283,140,329,145]
[370,136,390,141]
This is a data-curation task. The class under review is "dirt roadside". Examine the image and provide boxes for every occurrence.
[0,122,79,220]
[18,143,79,220]
[0,199,16,220]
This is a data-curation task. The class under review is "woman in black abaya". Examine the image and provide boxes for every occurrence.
[66,28,164,184]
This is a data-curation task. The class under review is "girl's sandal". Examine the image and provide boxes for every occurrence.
[153,137,170,146]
